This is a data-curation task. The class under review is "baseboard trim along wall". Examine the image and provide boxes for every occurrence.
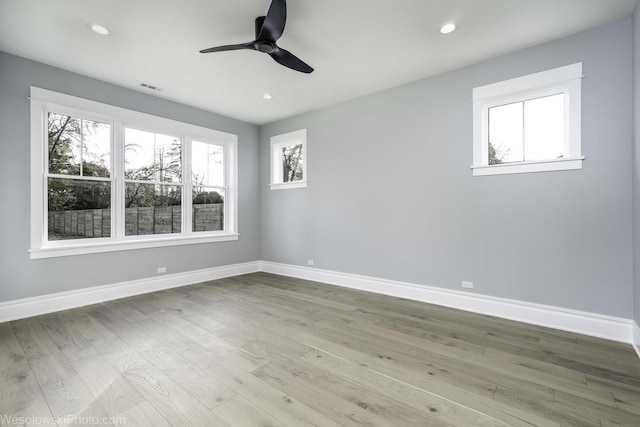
[633,322,640,358]
[0,259,635,349]
[0,261,261,323]
[261,261,634,345]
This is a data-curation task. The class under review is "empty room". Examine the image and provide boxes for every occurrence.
[1,0,640,425]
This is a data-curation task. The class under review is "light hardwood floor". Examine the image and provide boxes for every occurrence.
[1,272,640,426]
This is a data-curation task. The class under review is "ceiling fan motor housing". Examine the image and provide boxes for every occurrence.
[254,16,276,52]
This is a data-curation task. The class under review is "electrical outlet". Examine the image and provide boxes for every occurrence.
[462,281,473,289]
[157,267,167,274]
[307,260,315,266]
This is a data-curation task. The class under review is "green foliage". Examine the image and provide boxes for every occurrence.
[47,113,111,211]
[80,161,110,178]
[193,191,224,204]
[489,142,505,165]
[125,183,181,208]
[48,112,185,212]
[48,114,78,175]
[122,133,183,208]
[47,179,111,211]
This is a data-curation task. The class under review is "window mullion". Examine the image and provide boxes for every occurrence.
[223,144,229,232]
[479,104,489,165]
[79,119,84,177]
[184,136,192,235]
[40,107,49,246]
[564,87,573,157]
[113,121,124,240]
[521,101,526,163]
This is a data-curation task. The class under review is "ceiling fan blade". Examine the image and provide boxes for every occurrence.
[269,46,314,73]
[258,0,287,42]
[200,42,255,54]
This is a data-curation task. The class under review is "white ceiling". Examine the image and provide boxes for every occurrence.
[1,0,637,125]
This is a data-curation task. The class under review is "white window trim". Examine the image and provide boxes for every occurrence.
[471,63,584,176]
[30,87,238,259]
[269,129,307,190]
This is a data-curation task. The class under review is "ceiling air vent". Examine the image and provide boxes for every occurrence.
[140,83,162,92]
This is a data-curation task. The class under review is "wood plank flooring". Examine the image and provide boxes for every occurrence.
[1,272,640,426]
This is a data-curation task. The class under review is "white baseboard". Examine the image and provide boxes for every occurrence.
[0,261,260,323]
[0,259,634,346]
[260,261,633,344]
[633,322,640,358]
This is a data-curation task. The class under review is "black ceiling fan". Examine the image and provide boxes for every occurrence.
[200,0,314,74]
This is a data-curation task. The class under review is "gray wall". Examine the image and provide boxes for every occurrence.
[633,4,640,324]
[260,19,634,318]
[0,52,260,302]
[1,16,636,321]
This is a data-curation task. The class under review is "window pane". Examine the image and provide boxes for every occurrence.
[524,94,564,161]
[124,128,182,183]
[48,113,110,177]
[282,144,303,182]
[192,188,224,232]
[48,113,80,175]
[82,119,111,177]
[192,141,224,186]
[47,178,111,240]
[488,102,523,164]
[125,183,182,235]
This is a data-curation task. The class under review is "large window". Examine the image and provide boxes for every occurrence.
[472,63,583,176]
[30,87,238,258]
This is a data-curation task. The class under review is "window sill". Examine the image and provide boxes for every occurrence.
[471,157,584,176]
[29,233,239,259]
[269,181,307,190]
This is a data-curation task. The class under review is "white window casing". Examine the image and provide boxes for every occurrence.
[471,63,584,176]
[30,87,238,259]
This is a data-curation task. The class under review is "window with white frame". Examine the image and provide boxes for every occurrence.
[471,63,583,176]
[270,129,307,190]
[30,87,238,259]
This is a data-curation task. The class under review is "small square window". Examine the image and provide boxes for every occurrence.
[270,129,307,190]
[472,63,583,176]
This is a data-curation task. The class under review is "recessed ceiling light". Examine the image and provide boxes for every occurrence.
[262,93,273,100]
[90,24,110,36]
[440,23,456,34]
